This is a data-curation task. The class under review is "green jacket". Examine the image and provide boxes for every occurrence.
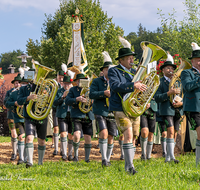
[89,76,109,116]
[4,88,14,119]
[155,77,183,116]
[5,89,24,123]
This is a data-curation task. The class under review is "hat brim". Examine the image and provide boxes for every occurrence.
[74,77,88,81]
[160,63,177,70]
[100,66,109,71]
[11,79,21,84]
[188,55,200,60]
[115,52,137,60]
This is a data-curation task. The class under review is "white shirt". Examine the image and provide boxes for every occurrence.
[120,64,133,80]
[164,75,171,82]
[192,66,200,73]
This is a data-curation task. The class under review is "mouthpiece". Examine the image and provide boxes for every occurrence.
[130,63,134,66]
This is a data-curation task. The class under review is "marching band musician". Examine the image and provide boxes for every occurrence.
[53,75,73,161]
[181,42,200,167]
[140,98,157,160]
[5,76,29,164]
[4,74,21,161]
[17,68,48,168]
[155,53,183,164]
[108,37,147,175]
[65,73,94,163]
[52,70,64,156]
[89,52,117,167]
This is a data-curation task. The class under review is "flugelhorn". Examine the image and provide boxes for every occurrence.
[26,60,58,120]
[122,41,167,118]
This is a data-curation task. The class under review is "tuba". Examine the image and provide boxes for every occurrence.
[169,58,192,103]
[16,105,24,118]
[78,73,97,113]
[26,61,58,120]
[122,41,167,118]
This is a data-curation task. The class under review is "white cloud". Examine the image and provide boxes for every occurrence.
[0,0,60,13]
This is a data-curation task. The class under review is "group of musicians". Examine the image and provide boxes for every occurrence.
[4,41,200,175]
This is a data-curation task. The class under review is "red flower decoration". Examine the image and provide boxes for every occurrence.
[80,15,83,17]
[64,72,66,75]
[72,15,74,17]
[75,15,77,17]
[70,79,73,82]
[175,54,179,56]
[0,68,2,70]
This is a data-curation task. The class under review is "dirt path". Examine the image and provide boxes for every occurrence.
[0,140,181,164]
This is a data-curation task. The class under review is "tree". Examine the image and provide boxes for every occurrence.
[26,0,124,76]
[157,0,200,60]
[0,50,32,74]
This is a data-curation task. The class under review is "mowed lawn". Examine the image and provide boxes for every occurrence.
[0,137,199,189]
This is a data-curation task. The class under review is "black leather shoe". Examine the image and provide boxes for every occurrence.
[62,155,68,161]
[72,156,78,162]
[53,150,58,156]
[128,167,138,175]
[85,159,90,163]
[120,155,124,160]
[60,151,63,156]
[10,154,17,161]
[172,159,179,164]
[162,152,166,158]
[26,162,33,168]
[102,159,109,167]
[68,155,73,161]
[111,151,114,155]
[141,154,146,161]
[17,159,24,165]
[108,161,111,166]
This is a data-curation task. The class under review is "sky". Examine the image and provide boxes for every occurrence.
[0,0,187,55]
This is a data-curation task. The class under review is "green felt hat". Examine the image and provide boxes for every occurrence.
[115,48,137,60]
[11,74,22,84]
[58,70,65,76]
[74,73,87,81]
[160,61,177,70]
[63,75,73,83]
[20,77,29,83]
[100,62,112,71]
[188,50,200,60]
[28,68,35,71]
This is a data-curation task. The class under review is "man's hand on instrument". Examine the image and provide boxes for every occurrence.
[173,100,183,108]
[63,90,68,98]
[76,95,87,103]
[27,94,37,101]
[146,103,150,110]
[134,81,147,92]
[167,87,180,96]
[104,90,110,97]
[14,101,19,107]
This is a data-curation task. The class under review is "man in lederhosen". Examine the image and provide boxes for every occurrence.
[89,51,117,167]
[52,70,64,155]
[53,75,73,161]
[181,42,200,167]
[6,76,29,164]
[4,74,21,161]
[17,68,48,168]
[65,73,94,162]
[155,53,183,163]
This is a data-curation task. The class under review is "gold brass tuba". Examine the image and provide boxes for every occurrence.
[26,61,58,120]
[16,105,24,118]
[169,58,192,103]
[122,41,167,118]
[78,73,97,113]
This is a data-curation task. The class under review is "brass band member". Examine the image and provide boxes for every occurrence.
[89,52,117,167]
[65,73,94,162]
[17,68,48,168]
[53,75,73,161]
[155,53,183,163]
[181,42,200,166]
[108,44,147,174]
[4,74,21,161]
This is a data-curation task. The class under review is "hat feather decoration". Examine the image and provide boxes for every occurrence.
[18,66,24,78]
[191,42,200,51]
[166,52,174,64]
[61,63,68,74]
[119,36,131,49]
[102,51,112,63]
[67,69,75,79]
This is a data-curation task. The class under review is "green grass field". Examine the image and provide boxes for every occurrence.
[0,137,199,189]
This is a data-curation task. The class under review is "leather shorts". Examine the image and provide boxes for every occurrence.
[25,118,47,140]
[162,115,180,131]
[52,109,58,127]
[95,115,117,136]
[140,111,156,133]
[58,114,72,134]
[15,122,25,136]
[185,111,200,130]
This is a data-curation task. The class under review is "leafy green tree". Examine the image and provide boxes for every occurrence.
[0,50,32,74]
[157,0,200,60]
[26,0,124,76]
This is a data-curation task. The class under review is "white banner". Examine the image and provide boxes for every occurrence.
[73,22,81,67]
